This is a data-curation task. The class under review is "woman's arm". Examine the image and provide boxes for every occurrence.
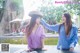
[40,25,45,48]
[70,27,78,51]
[41,19,60,32]
[41,39,44,48]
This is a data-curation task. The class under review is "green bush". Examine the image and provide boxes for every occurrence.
[0,38,80,45]
[0,38,58,45]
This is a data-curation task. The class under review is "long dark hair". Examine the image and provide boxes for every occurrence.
[26,11,43,36]
[59,13,72,35]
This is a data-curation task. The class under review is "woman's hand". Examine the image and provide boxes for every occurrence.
[69,47,74,52]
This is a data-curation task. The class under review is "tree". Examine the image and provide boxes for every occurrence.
[39,4,64,24]
[65,0,80,28]
[0,0,24,34]
[11,0,24,16]
[0,0,5,22]
[65,0,80,15]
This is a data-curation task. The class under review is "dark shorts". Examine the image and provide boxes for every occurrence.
[57,48,69,51]
[57,48,77,53]
[32,48,44,53]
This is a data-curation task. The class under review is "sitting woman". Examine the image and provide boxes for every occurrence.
[24,11,45,53]
[41,13,78,52]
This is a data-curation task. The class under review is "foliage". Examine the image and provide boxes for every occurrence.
[0,38,58,45]
[11,0,24,16]
[39,5,64,24]
[39,0,80,24]
[65,0,80,15]
[0,0,4,8]
[0,0,4,22]
[11,0,23,10]
[13,0,23,6]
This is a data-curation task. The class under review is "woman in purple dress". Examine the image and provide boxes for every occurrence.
[24,11,45,53]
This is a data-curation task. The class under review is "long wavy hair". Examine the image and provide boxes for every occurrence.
[59,13,72,35]
[25,11,43,36]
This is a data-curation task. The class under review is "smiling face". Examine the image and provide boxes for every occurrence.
[62,13,72,35]
[27,11,43,36]
[62,15,66,23]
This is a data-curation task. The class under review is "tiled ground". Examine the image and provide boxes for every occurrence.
[0,44,80,53]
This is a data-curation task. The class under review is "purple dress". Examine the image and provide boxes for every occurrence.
[26,25,45,49]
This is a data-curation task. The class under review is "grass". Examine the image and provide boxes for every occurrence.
[0,38,58,45]
[45,38,58,45]
[0,38,80,45]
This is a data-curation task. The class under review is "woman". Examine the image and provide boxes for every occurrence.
[24,11,45,53]
[41,13,78,51]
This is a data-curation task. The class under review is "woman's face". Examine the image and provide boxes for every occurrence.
[62,15,66,23]
[36,17,41,25]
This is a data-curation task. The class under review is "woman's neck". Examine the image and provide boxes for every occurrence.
[32,24,39,33]
[34,24,39,27]
[64,23,67,26]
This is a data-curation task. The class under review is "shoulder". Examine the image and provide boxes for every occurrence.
[72,24,78,31]
[51,24,60,27]
[57,23,63,28]
[39,24,44,28]
[72,24,78,29]
[39,24,44,29]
